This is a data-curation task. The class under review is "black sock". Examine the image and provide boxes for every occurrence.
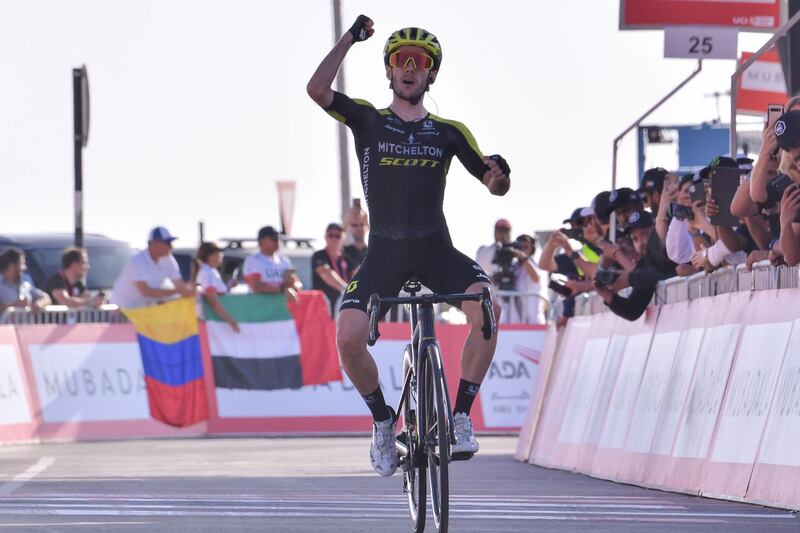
[453,379,481,416]
[362,386,391,422]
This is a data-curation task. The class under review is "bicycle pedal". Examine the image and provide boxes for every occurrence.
[451,451,475,462]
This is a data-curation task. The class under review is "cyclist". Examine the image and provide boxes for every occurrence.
[307,16,510,477]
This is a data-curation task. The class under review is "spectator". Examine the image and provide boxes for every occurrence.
[191,241,239,332]
[774,111,800,265]
[343,201,369,277]
[509,234,545,324]
[44,247,104,308]
[243,225,302,301]
[312,223,350,315]
[639,167,668,214]
[0,247,51,312]
[663,173,715,275]
[606,187,644,230]
[475,218,512,277]
[596,211,677,321]
[112,227,195,309]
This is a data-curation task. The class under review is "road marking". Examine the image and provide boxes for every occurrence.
[0,458,55,496]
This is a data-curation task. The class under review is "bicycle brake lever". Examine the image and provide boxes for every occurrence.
[367,294,380,346]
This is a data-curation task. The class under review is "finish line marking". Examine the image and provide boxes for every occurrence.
[0,458,55,496]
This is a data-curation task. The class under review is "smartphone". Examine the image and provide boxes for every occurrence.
[768,104,784,128]
[689,180,706,204]
[664,173,679,191]
[709,167,742,227]
[668,202,694,221]
[548,279,573,298]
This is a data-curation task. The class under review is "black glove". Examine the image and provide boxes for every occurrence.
[488,154,511,176]
[348,15,373,42]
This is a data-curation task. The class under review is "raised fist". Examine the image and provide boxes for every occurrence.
[348,15,374,42]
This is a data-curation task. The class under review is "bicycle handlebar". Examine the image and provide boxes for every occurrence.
[366,289,497,346]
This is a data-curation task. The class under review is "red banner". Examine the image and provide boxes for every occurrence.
[620,0,781,30]
[737,50,790,115]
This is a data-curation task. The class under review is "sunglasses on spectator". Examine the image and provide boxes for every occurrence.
[326,233,343,239]
[388,50,434,71]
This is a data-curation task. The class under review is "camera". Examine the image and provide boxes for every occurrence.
[561,227,583,241]
[492,241,522,291]
[594,268,621,288]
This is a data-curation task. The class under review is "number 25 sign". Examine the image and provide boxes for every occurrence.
[664,26,738,60]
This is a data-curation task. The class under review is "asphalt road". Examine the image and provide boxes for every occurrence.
[0,436,796,532]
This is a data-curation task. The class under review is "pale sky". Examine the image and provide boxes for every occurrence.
[0,0,773,255]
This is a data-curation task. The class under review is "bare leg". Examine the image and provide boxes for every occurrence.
[459,282,501,382]
[336,308,380,395]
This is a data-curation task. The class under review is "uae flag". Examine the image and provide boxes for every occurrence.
[205,293,340,390]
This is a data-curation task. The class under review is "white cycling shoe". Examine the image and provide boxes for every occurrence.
[370,407,398,477]
[452,412,479,455]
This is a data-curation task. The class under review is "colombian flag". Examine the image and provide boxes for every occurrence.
[123,298,209,427]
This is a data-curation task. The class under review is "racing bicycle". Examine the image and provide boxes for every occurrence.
[367,279,496,533]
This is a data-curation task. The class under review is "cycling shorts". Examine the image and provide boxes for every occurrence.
[339,231,491,316]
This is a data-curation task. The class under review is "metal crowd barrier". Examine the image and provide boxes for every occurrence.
[574,261,800,317]
[0,304,128,325]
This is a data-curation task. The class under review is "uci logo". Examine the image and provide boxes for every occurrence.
[628,211,640,225]
[346,281,359,294]
[775,120,787,136]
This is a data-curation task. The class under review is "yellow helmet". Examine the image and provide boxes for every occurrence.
[383,27,442,70]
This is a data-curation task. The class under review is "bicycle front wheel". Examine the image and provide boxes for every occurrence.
[423,344,450,532]
[402,345,427,532]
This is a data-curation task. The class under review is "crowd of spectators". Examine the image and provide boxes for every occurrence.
[5,104,800,329]
[540,100,800,324]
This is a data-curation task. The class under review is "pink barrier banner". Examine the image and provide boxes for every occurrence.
[515,325,560,462]
[743,291,800,509]
[620,301,698,484]
[528,316,593,466]
[521,289,800,510]
[546,312,618,470]
[0,326,36,443]
[15,324,206,441]
[702,291,794,500]
[206,322,545,435]
[588,308,659,480]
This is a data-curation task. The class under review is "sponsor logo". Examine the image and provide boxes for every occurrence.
[488,361,531,379]
[408,133,415,144]
[423,119,434,129]
[513,345,541,365]
[341,298,361,306]
[379,157,441,168]
[628,211,640,225]
[377,142,443,158]
[775,120,786,136]
[346,280,359,294]
[476,273,490,281]
[609,190,618,203]
[361,148,370,201]
[384,124,406,134]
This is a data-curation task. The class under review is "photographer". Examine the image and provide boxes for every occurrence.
[476,219,512,279]
[596,211,677,321]
[509,234,545,324]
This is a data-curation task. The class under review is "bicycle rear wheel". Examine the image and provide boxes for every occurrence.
[402,346,427,532]
[423,344,450,532]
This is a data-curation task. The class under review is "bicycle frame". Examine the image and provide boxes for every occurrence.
[394,300,456,458]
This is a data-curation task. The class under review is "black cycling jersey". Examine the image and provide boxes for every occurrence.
[325,91,487,240]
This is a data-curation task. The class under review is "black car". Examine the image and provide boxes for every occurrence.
[0,233,136,291]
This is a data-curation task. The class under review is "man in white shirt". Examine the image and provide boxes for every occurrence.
[243,226,302,299]
[112,227,195,309]
[475,219,512,278]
